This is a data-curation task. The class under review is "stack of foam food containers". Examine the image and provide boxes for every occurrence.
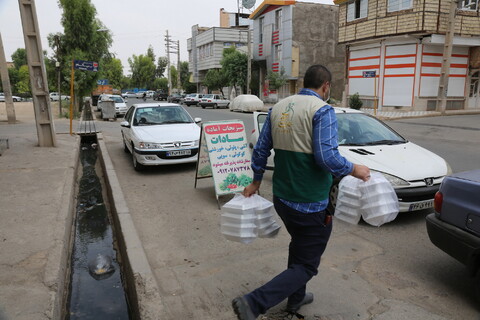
[221,194,258,244]
[359,172,399,226]
[334,175,363,224]
[254,195,281,238]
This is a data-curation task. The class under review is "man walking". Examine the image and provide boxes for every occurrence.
[232,65,370,319]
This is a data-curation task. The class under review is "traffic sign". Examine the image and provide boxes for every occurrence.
[74,60,98,72]
[97,79,109,85]
[363,71,376,78]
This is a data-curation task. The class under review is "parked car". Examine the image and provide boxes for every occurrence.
[120,103,202,171]
[153,90,168,101]
[167,93,183,103]
[0,93,22,102]
[136,91,147,99]
[199,94,230,109]
[49,92,70,101]
[122,92,136,99]
[426,169,480,302]
[98,94,128,117]
[229,94,264,112]
[146,90,155,98]
[250,108,451,213]
[183,93,203,106]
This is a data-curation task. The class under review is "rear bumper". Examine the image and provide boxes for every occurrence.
[426,213,480,275]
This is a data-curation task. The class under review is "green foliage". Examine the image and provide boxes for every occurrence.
[267,67,288,91]
[120,76,132,91]
[156,57,168,78]
[154,78,168,91]
[221,48,248,91]
[203,69,226,94]
[170,65,178,89]
[349,92,363,110]
[128,54,156,89]
[179,61,192,91]
[219,174,253,191]
[16,65,31,94]
[11,49,27,70]
[98,57,123,89]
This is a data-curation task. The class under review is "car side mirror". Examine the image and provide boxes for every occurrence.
[194,117,202,123]
[120,121,130,128]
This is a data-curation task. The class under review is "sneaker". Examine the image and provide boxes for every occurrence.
[232,296,256,320]
[286,292,314,313]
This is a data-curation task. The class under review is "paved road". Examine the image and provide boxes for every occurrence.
[95,106,480,319]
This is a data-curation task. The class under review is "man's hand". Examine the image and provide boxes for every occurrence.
[351,164,371,182]
[242,180,261,197]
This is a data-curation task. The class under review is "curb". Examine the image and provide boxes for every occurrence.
[97,133,165,319]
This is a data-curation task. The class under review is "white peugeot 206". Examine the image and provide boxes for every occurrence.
[250,108,452,213]
[121,103,201,171]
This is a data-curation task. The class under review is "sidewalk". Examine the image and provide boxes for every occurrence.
[0,111,79,319]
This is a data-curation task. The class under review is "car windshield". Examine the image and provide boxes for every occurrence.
[133,106,193,126]
[336,113,406,146]
[203,94,213,99]
[110,96,124,103]
[256,112,406,146]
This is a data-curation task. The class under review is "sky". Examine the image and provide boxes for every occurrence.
[0,0,334,75]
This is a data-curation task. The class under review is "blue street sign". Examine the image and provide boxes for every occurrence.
[363,71,376,78]
[74,60,98,72]
[97,79,109,85]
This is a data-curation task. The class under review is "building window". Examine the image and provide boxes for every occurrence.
[347,0,368,21]
[275,9,282,31]
[470,71,479,97]
[274,44,282,61]
[458,0,479,10]
[388,0,413,12]
[259,17,264,43]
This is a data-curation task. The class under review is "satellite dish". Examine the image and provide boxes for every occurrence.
[242,0,256,9]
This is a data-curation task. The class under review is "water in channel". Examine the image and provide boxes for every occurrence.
[66,138,131,319]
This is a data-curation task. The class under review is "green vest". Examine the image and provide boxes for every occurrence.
[271,95,333,203]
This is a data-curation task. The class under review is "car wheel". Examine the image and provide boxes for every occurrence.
[201,105,205,109]
[213,103,218,109]
[132,149,144,171]
[327,179,340,215]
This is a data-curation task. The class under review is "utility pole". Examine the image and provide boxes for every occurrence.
[165,30,180,95]
[0,32,16,124]
[436,0,458,115]
[54,35,61,116]
[165,30,171,96]
[18,0,56,147]
[247,29,252,94]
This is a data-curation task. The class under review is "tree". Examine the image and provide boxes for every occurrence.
[179,61,195,93]
[129,54,156,89]
[221,47,248,93]
[203,69,226,95]
[48,0,113,102]
[11,49,27,70]
[147,45,155,62]
[153,78,168,91]
[266,67,288,91]
[15,65,30,94]
[170,65,178,89]
[98,57,123,89]
[156,57,168,78]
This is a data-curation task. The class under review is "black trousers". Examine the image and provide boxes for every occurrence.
[245,196,333,316]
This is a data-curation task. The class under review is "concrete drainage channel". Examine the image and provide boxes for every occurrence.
[61,111,164,319]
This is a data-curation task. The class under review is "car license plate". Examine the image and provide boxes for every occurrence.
[408,200,434,211]
[167,150,191,157]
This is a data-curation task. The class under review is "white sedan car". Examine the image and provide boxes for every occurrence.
[121,103,201,171]
[0,93,22,102]
[250,108,451,213]
[229,94,264,112]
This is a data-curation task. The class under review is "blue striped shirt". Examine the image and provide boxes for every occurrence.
[251,88,354,213]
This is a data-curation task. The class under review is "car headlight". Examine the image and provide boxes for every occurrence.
[138,142,162,149]
[194,139,199,147]
[371,170,409,186]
